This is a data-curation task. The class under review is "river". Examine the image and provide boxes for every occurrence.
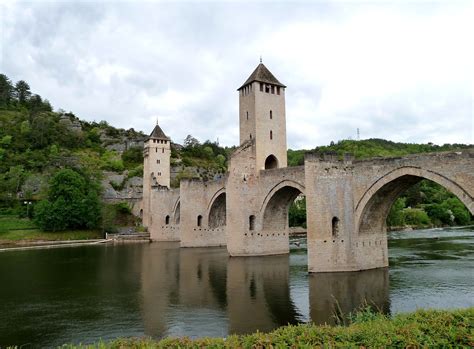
[0,226,473,347]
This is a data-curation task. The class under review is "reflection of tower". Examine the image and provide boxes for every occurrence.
[238,62,287,170]
[309,268,390,325]
[226,255,300,334]
[140,242,180,337]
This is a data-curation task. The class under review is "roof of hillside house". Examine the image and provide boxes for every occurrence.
[238,63,286,90]
[149,123,170,140]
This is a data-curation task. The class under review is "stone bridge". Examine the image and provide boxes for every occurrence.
[146,148,473,272]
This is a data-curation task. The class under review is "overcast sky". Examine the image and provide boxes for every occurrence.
[1,0,472,148]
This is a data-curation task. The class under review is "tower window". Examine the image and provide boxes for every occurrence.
[162,148,164,153]
[165,215,170,225]
[250,134,252,139]
[270,110,272,119]
[270,130,273,140]
[271,86,275,94]
[260,83,263,91]
[246,111,248,120]
[158,172,161,176]
[157,159,160,164]
[277,87,280,95]
[265,85,270,93]
[155,148,157,152]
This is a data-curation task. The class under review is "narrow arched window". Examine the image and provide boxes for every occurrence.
[197,215,202,227]
[332,217,340,237]
[250,134,252,139]
[270,130,273,140]
[165,215,170,225]
[249,215,256,231]
[270,110,272,119]
[246,111,248,120]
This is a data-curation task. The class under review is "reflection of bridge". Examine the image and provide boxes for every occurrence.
[139,243,390,336]
[142,62,474,272]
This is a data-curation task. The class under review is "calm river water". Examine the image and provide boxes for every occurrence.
[0,227,473,347]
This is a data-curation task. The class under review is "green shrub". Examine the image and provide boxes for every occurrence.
[403,208,431,226]
[34,169,101,231]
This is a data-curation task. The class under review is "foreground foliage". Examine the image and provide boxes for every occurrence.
[64,308,473,348]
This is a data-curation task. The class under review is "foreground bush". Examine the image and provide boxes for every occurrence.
[65,307,473,348]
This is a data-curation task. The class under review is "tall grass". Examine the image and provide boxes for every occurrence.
[62,307,473,348]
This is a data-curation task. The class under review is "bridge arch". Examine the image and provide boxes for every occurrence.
[355,166,473,235]
[208,188,226,229]
[261,180,305,231]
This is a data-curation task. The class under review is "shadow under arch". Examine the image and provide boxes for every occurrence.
[173,198,181,224]
[355,167,474,235]
[261,181,305,231]
[208,190,226,229]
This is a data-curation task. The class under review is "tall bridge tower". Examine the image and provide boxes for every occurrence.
[237,62,287,170]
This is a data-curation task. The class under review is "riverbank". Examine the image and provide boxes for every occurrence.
[0,215,103,247]
[64,308,473,348]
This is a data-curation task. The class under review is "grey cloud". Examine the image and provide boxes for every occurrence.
[2,1,472,148]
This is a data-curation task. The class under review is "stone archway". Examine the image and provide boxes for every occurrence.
[208,192,226,229]
[264,155,278,170]
[356,167,474,235]
[261,181,305,232]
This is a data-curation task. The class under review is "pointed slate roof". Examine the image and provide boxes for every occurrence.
[238,63,286,90]
[148,123,170,140]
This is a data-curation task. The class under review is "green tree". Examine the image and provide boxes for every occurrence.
[0,74,14,107]
[14,80,31,105]
[34,169,101,231]
[122,147,143,168]
[387,197,406,227]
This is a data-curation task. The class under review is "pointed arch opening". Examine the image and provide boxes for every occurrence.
[357,171,473,235]
[262,184,305,231]
[264,155,278,170]
[208,192,226,229]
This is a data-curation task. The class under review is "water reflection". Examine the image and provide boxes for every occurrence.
[309,268,390,325]
[227,255,301,334]
[141,246,301,337]
[0,227,472,346]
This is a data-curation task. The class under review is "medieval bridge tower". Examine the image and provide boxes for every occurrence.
[238,62,288,171]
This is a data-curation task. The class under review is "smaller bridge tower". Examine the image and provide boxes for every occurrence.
[142,121,171,227]
[238,61,287,171]
[143,121,171,188]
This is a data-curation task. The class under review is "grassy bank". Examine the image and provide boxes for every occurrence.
[0,215,102,243]
[64,308,473,348]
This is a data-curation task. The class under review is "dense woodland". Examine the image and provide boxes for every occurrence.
[0,73,472,232]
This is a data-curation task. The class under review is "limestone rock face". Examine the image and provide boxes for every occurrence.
[102,171,143,201]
